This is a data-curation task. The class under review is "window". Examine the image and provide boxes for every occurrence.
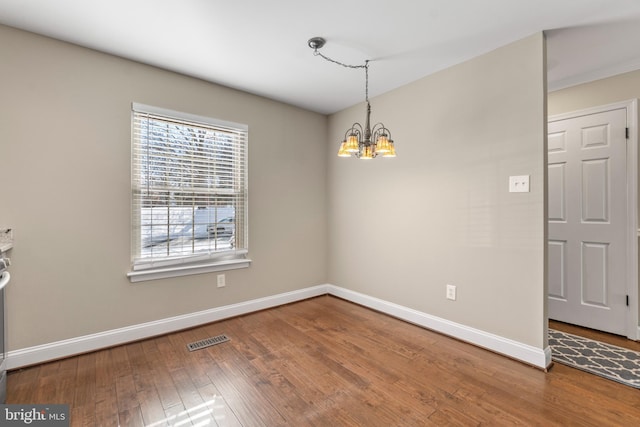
[128,103,249,282]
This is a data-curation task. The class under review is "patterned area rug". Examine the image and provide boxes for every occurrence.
[548,329,640,389]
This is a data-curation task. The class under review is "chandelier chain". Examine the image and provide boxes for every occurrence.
[309,36,396,159]
[313,50,370,103]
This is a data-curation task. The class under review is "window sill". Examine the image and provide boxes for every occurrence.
[127,258,251,283]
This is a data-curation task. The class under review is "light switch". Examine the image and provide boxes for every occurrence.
[509,175,530,193]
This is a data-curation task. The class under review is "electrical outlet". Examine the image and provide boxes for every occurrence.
[446,284,457,301]
[217,274,226,288]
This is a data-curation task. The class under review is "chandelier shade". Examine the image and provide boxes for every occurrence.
[308,37,397,160]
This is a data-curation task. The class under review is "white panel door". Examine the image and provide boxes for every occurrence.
[548,107,627,335]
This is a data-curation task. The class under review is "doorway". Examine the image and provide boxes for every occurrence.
[547,100,638,339]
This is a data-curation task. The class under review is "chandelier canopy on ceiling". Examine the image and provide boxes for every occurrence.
[308,37,396,159]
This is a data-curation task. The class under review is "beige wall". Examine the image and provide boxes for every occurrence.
[0,25,549,356]
[0,25,328,350]
[327,33,548,348]
[548,69,640,116]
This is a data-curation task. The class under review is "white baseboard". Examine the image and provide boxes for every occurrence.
[326,285,551,369]
[6,285,328,370]
[7,283,551,370]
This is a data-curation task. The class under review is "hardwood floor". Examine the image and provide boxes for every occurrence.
[8,295,640,426]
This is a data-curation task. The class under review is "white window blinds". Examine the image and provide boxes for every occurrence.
[131,103,248,271]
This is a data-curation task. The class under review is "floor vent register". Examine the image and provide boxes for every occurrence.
[187,334,230,352]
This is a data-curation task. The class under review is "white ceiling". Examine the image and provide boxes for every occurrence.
[2,0,640,114]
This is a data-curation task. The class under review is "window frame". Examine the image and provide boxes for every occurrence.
[127,103,250,282]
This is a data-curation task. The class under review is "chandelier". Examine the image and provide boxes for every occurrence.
[308,37,396,159]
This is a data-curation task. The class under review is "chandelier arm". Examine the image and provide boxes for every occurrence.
[344,122,363,137]
[371,123,391,135]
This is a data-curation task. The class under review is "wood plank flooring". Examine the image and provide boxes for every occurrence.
[8,295,640,426]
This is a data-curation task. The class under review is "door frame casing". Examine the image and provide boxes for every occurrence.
[548,99,638,340]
